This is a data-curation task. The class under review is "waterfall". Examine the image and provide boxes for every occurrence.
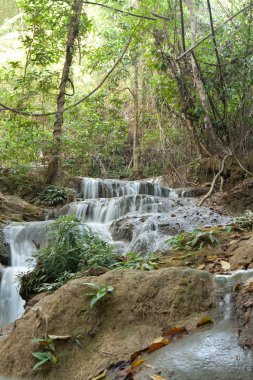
[0,178,232,327]
[0,222,49,327]
[80,177,178,199]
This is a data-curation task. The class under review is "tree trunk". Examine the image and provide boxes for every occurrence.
[187,0,224,154]
[132,58,139,178]
[46,1,84,185]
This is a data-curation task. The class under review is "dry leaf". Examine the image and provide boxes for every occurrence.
[131,357,144,368]
[147,337,170,353]
[163,325,186,337]
[220,260,230,271]
[206,256,218,262]
[150,376,167,380]
[196,315,214,327]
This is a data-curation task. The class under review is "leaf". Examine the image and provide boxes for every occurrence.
[162,326,186,337]
[91,370,107,380]
[147,337,170,353]
[220,260,230,271]
[150,376,167,380]
[131,357,144,368]
[196,315,214,327]
[48,335,71,340]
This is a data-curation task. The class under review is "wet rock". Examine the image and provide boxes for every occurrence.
[0,228,9,266]
[110,215,148,242]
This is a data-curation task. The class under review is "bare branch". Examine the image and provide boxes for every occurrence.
[177,4,253,61]
[198,151,231,206]
[83,1,157,20]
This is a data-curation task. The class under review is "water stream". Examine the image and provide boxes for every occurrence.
[0,178,236,332]
[140,271,253,380]
[1,178,253,377]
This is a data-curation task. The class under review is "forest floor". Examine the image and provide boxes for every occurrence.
[0,179,253,379]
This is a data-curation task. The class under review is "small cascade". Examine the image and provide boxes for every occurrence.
[0,178,232,328]
[81,177,178,199]
[65,195,175,224]
[0,222,49,327]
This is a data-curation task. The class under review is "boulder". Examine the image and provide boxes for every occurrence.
[0,268,214,380]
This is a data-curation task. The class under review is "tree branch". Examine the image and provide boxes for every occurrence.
[177,4,253,61]
[83,1,157,20]
[0,34,133,117]
[198,151,231,206]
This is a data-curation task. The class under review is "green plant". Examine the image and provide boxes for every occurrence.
[19,215,118,296]
[235,210,253,230]
[31,335,71,370]
[38,185,73,206]
[167,229,219,251]
[32,351,57,370]
[115,252,158,271]
[84,282,114,307]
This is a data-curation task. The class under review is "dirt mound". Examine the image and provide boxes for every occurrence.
[0,192,43,224]
[0,268,214,380]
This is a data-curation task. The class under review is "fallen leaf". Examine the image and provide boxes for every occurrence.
[150,376,167,380]
[91,370,107,380]
[220,260,230,271]
[206,256,218,262]
[130,350,146,361]
[131,357,144,368]
[147,337,170,353]
[196,315,214,327]
[162,325,186,337]
[48,335,71,340]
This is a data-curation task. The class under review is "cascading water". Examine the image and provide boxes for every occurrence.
[0,222,49,327]
[0,178,232,327]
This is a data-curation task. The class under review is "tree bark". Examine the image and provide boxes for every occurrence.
[187,0,224,154]
[132,58,139,178]
[46,0,84,185]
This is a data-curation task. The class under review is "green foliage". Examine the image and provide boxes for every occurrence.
[31,334,71,370]
[235,210,253,230]
[167,229,219,251]
[19,215,117,296]
[115,252,158,271]
[84,282,114,307]
[32,351,57,370]
[39,185,73,206]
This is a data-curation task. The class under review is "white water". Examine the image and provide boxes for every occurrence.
[0,178,232,327]
[0,222,49,327]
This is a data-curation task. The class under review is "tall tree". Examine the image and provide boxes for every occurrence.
[46,1,84,184]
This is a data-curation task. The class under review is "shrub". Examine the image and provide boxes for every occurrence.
[114,252,158,271]
[167,229,219,251]
[19,215,118,296]
[38,185,73,206]
[235,210,253,230]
